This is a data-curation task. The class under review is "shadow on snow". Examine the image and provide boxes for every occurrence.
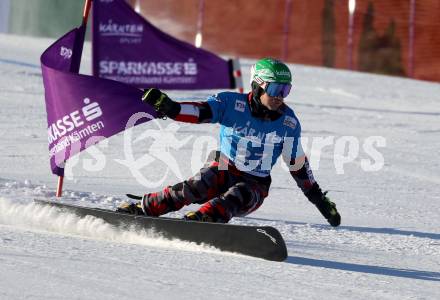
[286,256,440,282]
[243,216,440,240]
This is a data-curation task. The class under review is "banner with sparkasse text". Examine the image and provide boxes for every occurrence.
[41,23,157,177]
[92,0,236,90]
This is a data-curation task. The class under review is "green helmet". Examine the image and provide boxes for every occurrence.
[250,58,292,85]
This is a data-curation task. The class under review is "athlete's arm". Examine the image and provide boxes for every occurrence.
[287,155,341,227]
[286,155,316,194]
[285,154,326,200]
[141,88,213,123]
[173,102,213,123]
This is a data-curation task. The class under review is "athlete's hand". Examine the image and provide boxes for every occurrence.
[142,88,180,118]
[305,183,341,227]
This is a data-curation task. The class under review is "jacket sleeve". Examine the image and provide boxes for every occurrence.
[285,155,328,204]
[172,93,228,124]
[286,156,317,194]
[171,101,213,123]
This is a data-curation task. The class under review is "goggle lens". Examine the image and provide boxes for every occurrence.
[265,82,292,98]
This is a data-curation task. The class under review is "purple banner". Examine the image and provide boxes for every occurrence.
[92,0,235,89]
[41,24,156,176]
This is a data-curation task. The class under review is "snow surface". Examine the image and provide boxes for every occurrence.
[0,33,439,299]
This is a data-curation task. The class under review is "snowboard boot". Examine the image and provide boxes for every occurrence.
[116,201,144,215]
[183,211,215,223]
[315,192,341,227]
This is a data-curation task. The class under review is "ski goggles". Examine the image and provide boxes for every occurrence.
[263,82,292,98]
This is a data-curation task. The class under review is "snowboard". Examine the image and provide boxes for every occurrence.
[34,199,288,261]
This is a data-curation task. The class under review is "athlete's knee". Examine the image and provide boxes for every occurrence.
[232,182,266,214]
[235,182,253,200]
[229,182,260,207]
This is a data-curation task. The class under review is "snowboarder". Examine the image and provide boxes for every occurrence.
[118,58,341,227]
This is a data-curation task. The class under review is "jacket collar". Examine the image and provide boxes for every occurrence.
[247,92,283,121]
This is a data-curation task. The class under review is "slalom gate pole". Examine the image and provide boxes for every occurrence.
[194,0,205,47]
[232,58,243,93]
[82,0,93,26]
[56,0,93,198]
[56,176,64,197]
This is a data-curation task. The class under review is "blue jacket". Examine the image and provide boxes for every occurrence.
[207,92,303,177]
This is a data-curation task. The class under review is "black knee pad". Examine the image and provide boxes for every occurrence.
[235,182,253,204]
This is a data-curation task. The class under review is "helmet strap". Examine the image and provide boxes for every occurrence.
[251,81,264,99]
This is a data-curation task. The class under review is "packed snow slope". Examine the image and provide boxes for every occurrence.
[1,33,439,300]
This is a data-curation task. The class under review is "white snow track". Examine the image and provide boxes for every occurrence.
[0,34,439,299]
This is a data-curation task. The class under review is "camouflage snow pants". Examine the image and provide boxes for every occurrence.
[141,151,271,222]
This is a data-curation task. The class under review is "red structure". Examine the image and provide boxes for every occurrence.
[128,0,440,82]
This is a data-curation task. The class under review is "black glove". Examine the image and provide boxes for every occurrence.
[305,183,341,227]
[142,88,180,119]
